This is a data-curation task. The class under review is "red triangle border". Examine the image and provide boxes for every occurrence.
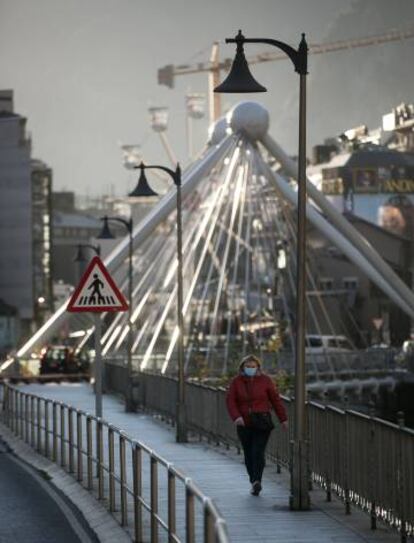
[67,256,129,313]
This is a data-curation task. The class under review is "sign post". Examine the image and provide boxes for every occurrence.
[67,256,128,418]
[94,313,103,418]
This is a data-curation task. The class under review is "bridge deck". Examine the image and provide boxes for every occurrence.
[18,383,400,543]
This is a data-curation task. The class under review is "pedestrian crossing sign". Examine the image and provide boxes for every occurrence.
[67,256,128,313]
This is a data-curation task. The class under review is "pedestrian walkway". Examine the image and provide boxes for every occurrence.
[19,383,400,543]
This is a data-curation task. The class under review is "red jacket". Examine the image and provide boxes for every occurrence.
[226,373,287,425]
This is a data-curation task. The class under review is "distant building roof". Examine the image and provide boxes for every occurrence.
[31,159,52,172]
[346,149,414,168]
[319,148,414,171]
[0,110,20,119]
[53,211,101,229]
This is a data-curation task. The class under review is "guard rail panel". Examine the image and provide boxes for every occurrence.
[130,369,413,541]
[0,383,230,543]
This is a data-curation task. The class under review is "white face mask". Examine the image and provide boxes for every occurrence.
[244,367,257,377]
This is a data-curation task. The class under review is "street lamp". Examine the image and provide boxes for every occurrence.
[74,243,101,261]
[74,243,101,282]
[130,161,187,443]
[97,216,134,412]
[215,29,309,510]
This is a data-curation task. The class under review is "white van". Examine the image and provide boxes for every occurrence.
[305,335,354,354]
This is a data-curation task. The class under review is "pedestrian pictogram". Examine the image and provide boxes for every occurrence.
[67,256,128,313]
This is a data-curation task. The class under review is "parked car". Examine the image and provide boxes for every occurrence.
[305,335,354,354]
[39,345,90,375]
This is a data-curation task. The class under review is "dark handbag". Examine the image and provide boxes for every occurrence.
[243,380,275,431]
[249,411,275,432]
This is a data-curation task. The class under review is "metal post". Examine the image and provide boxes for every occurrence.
[369,401,377,530]
[109,427,115,511]
[86,416,93,490]
[36,398,41,452]
[97,420,104,500]
[94,313,103,419]
[77,411,83,482]
[25,394,29,443]
[290,71,310,510]
[3,386,9,428]
[175,170,187,443]
[68,407,74,473]
[344,397,351,515]
[397,411,407,543]
[19,392,24,438]
[12,390,16,435]
[52,402,58,462]
[30,395,35,448]
[60,404,66,467]
[120,434,127,526]
[186,485,195,543]
[126,228,134,412]
[204,500,215,543]
[168,468,176,542]
[133,444,143,543]
[150,456,159,543]
[44,401,50,458]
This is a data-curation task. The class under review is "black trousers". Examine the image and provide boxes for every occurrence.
[237,426,271,484]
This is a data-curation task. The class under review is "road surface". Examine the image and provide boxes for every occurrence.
[0,437,95,543]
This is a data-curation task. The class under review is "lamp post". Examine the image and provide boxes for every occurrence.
[215,29,309,510]
[74,243,101,274]
[130,161,187,443]
[98,216,134,412]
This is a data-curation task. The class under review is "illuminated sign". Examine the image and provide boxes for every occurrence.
[321,166,414,195]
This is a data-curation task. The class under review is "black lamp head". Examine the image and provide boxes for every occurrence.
[129,163,159,198]
[214,30,267,94]
[97,216,115,239]
[73,245,86,263]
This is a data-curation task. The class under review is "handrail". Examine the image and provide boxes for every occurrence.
[124,369,413,542]
[0,383,229,543]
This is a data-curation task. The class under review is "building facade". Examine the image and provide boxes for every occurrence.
[0,91,33,327]
[0,90,53,342]
[31,160,53,327]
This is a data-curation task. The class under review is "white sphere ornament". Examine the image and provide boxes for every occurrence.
[227,101,269,141]
[208,117,231,146]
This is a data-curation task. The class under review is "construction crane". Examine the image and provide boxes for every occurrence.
[158,26,414,124]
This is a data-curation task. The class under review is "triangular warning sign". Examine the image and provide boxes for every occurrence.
[67,256,128,313]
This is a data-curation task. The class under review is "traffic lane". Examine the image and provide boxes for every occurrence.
[0,442,83,543]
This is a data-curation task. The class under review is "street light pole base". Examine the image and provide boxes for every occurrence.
[176,402,188,443]
[124,383,135,413]
[124,395,134,413]
[290,439,311,510]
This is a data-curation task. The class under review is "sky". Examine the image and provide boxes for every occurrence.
[0,0,412,197]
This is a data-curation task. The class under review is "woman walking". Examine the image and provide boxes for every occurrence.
[226,355,288,496]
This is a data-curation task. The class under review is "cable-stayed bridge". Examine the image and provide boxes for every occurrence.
[2,101,414,542]
[10,102,414,394]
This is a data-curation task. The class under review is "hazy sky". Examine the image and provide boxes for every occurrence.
[0,0,409,197]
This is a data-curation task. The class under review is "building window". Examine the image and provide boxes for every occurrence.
[319,277,334,291]
[342,277,359,290]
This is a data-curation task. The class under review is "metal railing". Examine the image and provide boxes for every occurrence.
[0,383,229,543]
[129,370,413,542]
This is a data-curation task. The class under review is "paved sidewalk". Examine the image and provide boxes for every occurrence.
[18,383,401,543]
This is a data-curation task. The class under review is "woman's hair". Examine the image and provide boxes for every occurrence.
[239,355,261,371]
